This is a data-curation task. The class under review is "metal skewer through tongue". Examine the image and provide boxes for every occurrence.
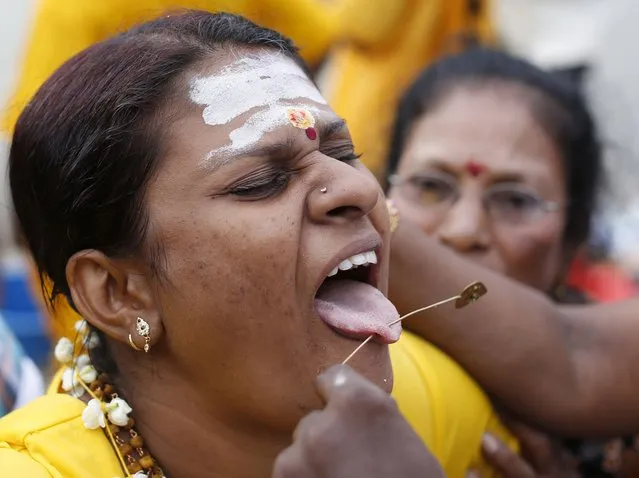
[341,281,487,365]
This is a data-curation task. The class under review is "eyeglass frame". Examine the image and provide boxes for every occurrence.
[387,173,563,226]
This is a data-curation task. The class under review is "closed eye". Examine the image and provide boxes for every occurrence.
[336,152,362,163]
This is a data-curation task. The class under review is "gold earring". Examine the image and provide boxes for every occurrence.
[129,317,152,353]
[137,317,151,353]
[386,199,400,234]
[128,333,143,352]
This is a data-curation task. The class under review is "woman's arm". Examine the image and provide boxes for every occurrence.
[390,219,639,437]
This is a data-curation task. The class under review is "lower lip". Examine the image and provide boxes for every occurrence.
[322,321,371,342]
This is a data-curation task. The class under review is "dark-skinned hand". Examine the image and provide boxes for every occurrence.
[468,418,580,478]
[272,364,445,478]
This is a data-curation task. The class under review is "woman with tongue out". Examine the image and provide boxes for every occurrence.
[0,10,507,478]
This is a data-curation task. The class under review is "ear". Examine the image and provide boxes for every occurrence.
[66,250,163,350]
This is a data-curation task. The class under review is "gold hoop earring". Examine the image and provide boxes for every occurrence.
[128,317,152,353]
[128,333,143,352]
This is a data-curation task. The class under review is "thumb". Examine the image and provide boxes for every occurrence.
[315,364,355,403]
[315,364,385,405]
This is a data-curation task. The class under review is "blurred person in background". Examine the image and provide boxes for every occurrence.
[386,46,639,477]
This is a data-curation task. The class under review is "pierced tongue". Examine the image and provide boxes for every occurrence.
[314,279,402,344]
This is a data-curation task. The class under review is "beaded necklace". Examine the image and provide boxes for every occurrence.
[55,323,165,478]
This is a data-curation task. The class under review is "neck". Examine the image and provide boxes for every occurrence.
[115,356,291,478]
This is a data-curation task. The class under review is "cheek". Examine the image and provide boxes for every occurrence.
[152,207,299,344]
[494,219,565,290]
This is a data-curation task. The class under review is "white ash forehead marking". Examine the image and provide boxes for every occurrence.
[189,52,327,165]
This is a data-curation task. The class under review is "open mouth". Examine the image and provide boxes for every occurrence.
[314,248,401,344]
[325,250,379,288]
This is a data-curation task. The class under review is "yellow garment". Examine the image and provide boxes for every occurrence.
[2,0,338,135]
[323,0,495,178]
[391,332,515,477]
[0,332,513,477]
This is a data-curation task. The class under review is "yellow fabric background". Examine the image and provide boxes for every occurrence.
[2,0,339,134]
[323,0,494,179]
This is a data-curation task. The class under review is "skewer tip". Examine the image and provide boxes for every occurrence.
[454,281,487,309]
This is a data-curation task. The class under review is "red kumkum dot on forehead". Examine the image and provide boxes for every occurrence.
[465,160,487,177]
[305,127,317,140]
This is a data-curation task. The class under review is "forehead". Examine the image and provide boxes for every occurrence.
[404,85,563,175]
[188,49,325,126]
[157,50,336,181]
[188,49,328,160]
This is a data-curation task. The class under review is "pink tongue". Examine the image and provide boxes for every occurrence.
[314,280,402,344]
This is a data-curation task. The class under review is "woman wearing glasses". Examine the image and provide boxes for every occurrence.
[387,48,597,306]
[385,48,629,477]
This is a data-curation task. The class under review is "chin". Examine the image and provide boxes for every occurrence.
[340,342,394,393]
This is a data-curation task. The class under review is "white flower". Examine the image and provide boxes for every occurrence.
[60,368,73,390]
[61,367,84,397]
[105,397,133,426]
[74,320,88,334]
[54,337,74,364]
[78,364,97,383]
[75,354,91,369]
[85,332,100,349]
[82,398,106,429]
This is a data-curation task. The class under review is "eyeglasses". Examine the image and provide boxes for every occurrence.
[388,173,562,226]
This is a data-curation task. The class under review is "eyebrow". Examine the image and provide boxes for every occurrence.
[414,157,527,182]
[200,117,348,174]
[318,118,347,138]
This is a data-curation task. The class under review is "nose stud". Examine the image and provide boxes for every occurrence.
[320,186,328,194]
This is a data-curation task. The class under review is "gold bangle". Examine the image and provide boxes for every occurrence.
[386,198,400,234]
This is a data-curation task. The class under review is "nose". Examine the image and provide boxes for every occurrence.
[307,159,380,225]
[436,196,490,253]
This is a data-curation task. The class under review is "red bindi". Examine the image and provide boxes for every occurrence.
[305,127,317,140]
[465,160,487,177]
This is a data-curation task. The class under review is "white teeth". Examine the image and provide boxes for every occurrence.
[327,250,378,278]
[351,253,367,266]
[367,251,378,264]
[338,259,353,271]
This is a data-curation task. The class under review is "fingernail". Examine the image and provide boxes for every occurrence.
[332,370,347,387]
[482,433,499,454]
[466,471,479,478]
